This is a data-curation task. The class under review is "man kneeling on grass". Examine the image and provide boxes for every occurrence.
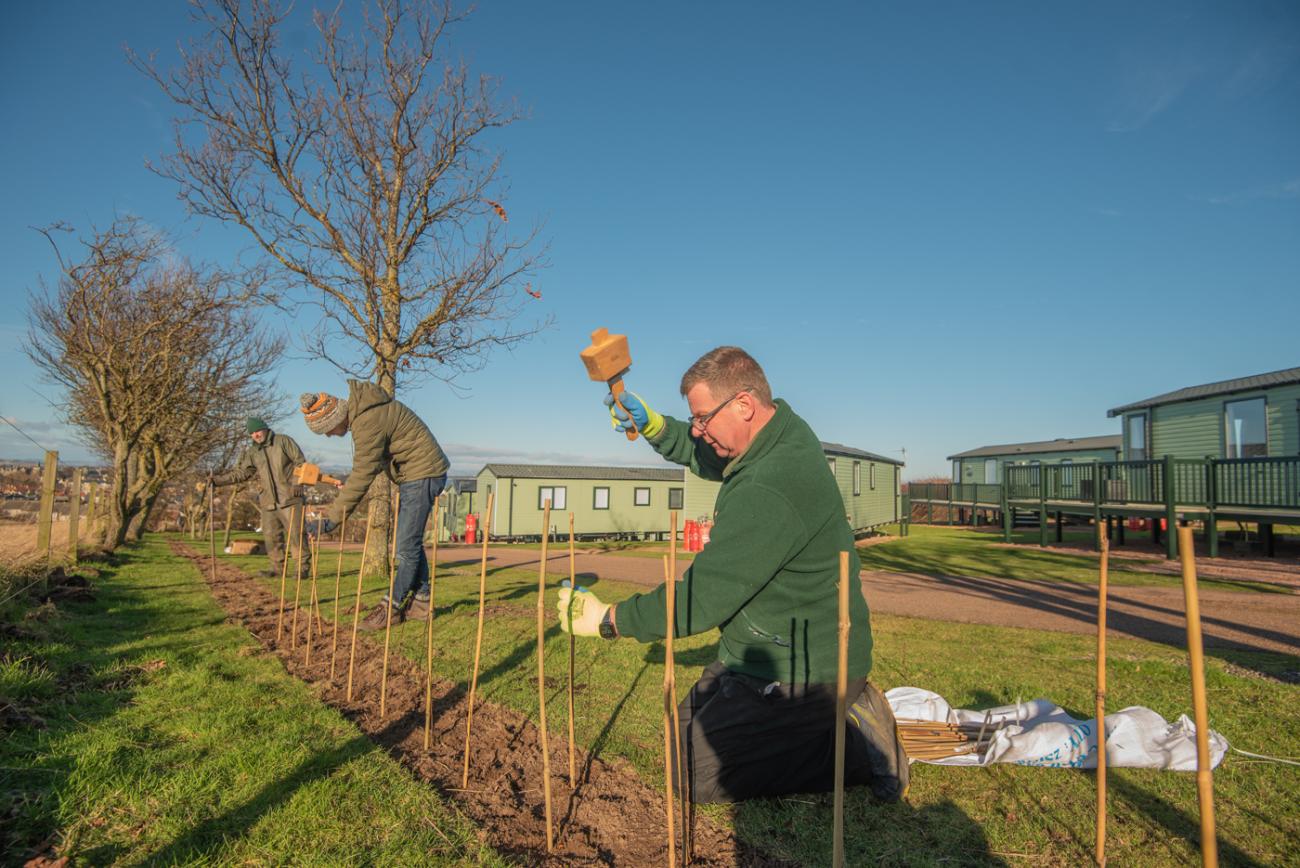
[301,381,448,630]
[557,346,908,804]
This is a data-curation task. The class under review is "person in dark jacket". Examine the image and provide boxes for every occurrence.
[301,381,449,630]
[211,417,312,578]
[557,346,908,804]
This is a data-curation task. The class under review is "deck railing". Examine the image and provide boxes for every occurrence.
[916,455,1300,514]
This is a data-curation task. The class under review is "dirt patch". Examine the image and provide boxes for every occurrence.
[174,543,784,866]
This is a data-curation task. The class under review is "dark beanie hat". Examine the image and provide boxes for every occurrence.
[246,416,270,434]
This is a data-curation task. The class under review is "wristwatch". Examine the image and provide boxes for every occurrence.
[599,607,618,640]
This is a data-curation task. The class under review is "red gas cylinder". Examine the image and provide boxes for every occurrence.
[465,513,478,545]
[684,520,699,553]
[700,520,713,548]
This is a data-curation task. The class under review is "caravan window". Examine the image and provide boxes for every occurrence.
[1225,398,1267,458]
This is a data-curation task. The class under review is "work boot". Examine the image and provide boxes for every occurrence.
[258,567,277,578]
[359,602,402,632]
[847,681,910,802]
[406,596,431,621]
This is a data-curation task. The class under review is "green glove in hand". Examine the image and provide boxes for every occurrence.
[556,581,611,638]
[604,391,664,438]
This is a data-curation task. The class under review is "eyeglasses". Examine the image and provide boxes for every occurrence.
[689,391,746,433]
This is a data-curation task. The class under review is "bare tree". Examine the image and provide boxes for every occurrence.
[133,0,547,570]
[26,217,285,551]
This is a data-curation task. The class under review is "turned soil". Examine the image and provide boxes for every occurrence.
[174,544,785,867]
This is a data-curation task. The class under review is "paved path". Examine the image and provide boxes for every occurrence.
[435,545,1300,658]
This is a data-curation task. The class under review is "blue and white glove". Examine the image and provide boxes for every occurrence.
[604,391,664,438]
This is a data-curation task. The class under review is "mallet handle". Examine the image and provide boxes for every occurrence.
[609,378,639,442]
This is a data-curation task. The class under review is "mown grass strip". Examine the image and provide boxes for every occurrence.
[220,531,1300,866]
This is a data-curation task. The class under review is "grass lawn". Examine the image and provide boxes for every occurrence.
[218,532,1300,866]
[0,540,506,865]
[862,524,1286,594]
[495,538,698,560]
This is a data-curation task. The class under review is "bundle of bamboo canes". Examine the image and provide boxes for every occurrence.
[895,717,1003,762]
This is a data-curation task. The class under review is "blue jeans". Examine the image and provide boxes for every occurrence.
[385,475,446,607]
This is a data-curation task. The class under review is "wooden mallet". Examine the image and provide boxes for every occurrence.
[580,327,640,441]
[294,462,344,487]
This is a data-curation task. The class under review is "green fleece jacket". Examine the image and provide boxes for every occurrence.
[615,400,872,687]
[331,380,449,523]
[213,431,306,511]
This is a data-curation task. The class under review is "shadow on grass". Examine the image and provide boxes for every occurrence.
[732,792,1009,866]
[99,734,377,866]
[1110,772,1257,866]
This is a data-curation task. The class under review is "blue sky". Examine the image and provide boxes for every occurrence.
[2,1,1297,478]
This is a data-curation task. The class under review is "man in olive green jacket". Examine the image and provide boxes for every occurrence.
[557,346,907,804]
[212,417,312,578]
[301,380,449,629]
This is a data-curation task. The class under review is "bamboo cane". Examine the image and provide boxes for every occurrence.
[536,500,555,852]
[305,530,321,665]
[669,511,689,865]
[380,489,402,719]
[832,551,850,868]
[1177,525,1218,868]
[330,520,346,680]
[662,555,677,868]
[462,492,495,788]
[567,512,577,788]
[207,483,217,584]
[1096,529,1110,866]
[424,502,441,751]
[276,507,296,644]
[346,509,374,702]
[291,504,307,650]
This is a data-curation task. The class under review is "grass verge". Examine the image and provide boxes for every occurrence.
[0,539,507,866]
[863,524,1286,593]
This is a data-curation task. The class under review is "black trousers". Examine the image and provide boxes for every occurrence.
[674,661,875,804]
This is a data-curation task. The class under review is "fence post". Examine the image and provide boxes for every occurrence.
[84,483,97,546]
[1001,479,1011,542]
[1038,467,1048,548]
[1205,457,1218,558]
[66,468,83,565]
[36,450,59,564]
[1163,455,1177,560]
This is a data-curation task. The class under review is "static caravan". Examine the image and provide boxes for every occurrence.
[475,464,685,540]
[948,436,1121,485]
[682,442,904,535]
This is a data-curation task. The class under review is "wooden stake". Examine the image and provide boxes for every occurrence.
[669,511,689,864]
[330,520,346,680]
[36,451,58,564]
[305,529,321,665]
[462,492,495,788]
[84,482,97,546]
[291,504,307,650]
[1096,529,1110,866]
[536,500,555,852]
[67,468,83,565]
[567,513,577,788]
[1178,526,1219,868]
[207,480,216,584]
[832,551,850,868]
[276,507,296,644]
[380,488,401,719]
[662,555,678,868]
[346,508,374,702]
